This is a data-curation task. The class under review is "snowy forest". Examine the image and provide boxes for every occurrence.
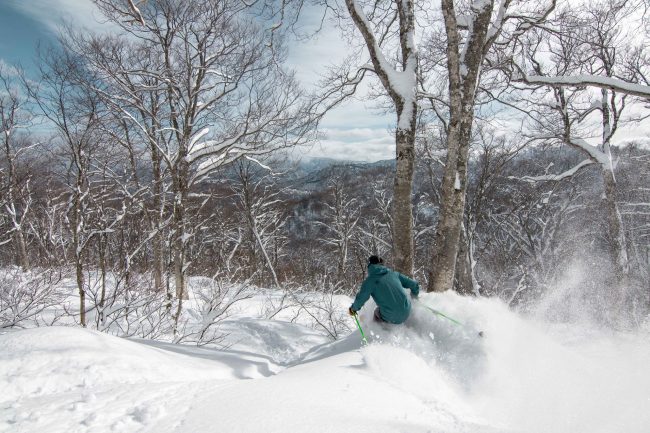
[1,0,650,432]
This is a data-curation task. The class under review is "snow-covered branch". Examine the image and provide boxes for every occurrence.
[517,74,650,100]
[509,159,594,182]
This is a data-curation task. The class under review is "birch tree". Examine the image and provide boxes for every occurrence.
[0,64,34,270]
[426,0,556,292]
[510,0,648,287]
[70,35,172,294]
[30,46,104,327]
[316,176,361,277]
[318,0,418,274]
[232,161,288,288]
[90,0,314,306]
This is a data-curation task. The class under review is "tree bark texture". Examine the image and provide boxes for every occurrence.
[76,259,86,327]
[429,122,472,292]
[72,164,87,327]
[14,230,29,270]
[429,0,493,292]
[151,154,165,293]
[392,116,416,275]
[602,168,629,283]
[454,224,475,295]
[173,158,189,301]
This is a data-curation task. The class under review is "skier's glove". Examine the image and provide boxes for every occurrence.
[348,307,357,316]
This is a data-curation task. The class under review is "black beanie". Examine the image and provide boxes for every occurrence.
[368,255,383,265]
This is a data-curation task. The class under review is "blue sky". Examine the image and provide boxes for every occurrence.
[0,0,395,162]
[0,3,49,70]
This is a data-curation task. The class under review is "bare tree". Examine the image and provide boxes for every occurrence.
[451,126,527,295]
[425,0,556,292]
[0,64,35,270]
[511,1,648,291]
[89,0,314,313]
[341,0,418,275]
[486,173,582,305]
[0,268,67,328]
[232,161,289,288]
[28,45,107,327]
[315,176,361,277]
[74,36,172,294]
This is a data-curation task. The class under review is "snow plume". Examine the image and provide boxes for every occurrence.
[467,294,650,433]
[532,258,591,323]
[529,250,646,329]
[341,291,650,433]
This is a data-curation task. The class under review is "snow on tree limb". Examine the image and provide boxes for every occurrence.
[192,148,267,183]
[94,0,146,26]
[566,137,611,167]
[517,74,650,99]
[125,0,146,25]
[534,133,610,167]
[243,155,274,173]
[343,0,417,129]
[485,0,508,41]
[509,159,594,182]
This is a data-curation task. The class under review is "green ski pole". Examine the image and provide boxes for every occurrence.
[416,301,484,338]
[352,312,368,345]
[419,304,464,326]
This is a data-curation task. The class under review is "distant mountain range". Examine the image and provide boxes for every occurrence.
[281,157,395,191]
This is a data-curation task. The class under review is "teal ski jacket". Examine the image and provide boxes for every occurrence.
[351,264,420,324]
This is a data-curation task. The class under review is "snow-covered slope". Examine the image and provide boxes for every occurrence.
[2,292,649,433]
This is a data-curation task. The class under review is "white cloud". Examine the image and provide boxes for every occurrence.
[5,0,105,33]
[7,0,397,162]
[322,127,389,141]
[296,126,394,162]
[0,59,21,77]
[611,103,650,146]
[286,6,396,161]
[311,94,395,161]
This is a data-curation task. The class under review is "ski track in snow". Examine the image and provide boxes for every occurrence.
[2,291,650,433]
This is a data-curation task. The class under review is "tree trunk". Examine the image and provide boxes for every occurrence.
[153,231,164,292]
[171,156,189,335]
[76,255,86,327]
[151,154,165,292]
[71,174,87,327]
[428,0,492,292]
[99,233,107,308]
[343,0,418,276]
[172,159,189,301]
[392,116,416,275]
[14,229,29,270]
[338,243,346,276]
[599,87,629,287]
[173,221,186,300]
[428,120,472,292]
[172,220,185,335]
[454,223,474,295]
[602,168,629,283]
[253,221,281,288]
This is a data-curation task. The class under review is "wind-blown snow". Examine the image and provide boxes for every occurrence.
[2,292,649,433]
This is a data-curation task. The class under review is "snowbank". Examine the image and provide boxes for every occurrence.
[2,291,649,433]
[0,327,238,403]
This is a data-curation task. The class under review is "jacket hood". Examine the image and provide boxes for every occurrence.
[367,264,389,276]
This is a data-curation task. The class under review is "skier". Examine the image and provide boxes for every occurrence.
[348,256,420,324]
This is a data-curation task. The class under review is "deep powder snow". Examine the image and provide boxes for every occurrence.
[1,291,649,433]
